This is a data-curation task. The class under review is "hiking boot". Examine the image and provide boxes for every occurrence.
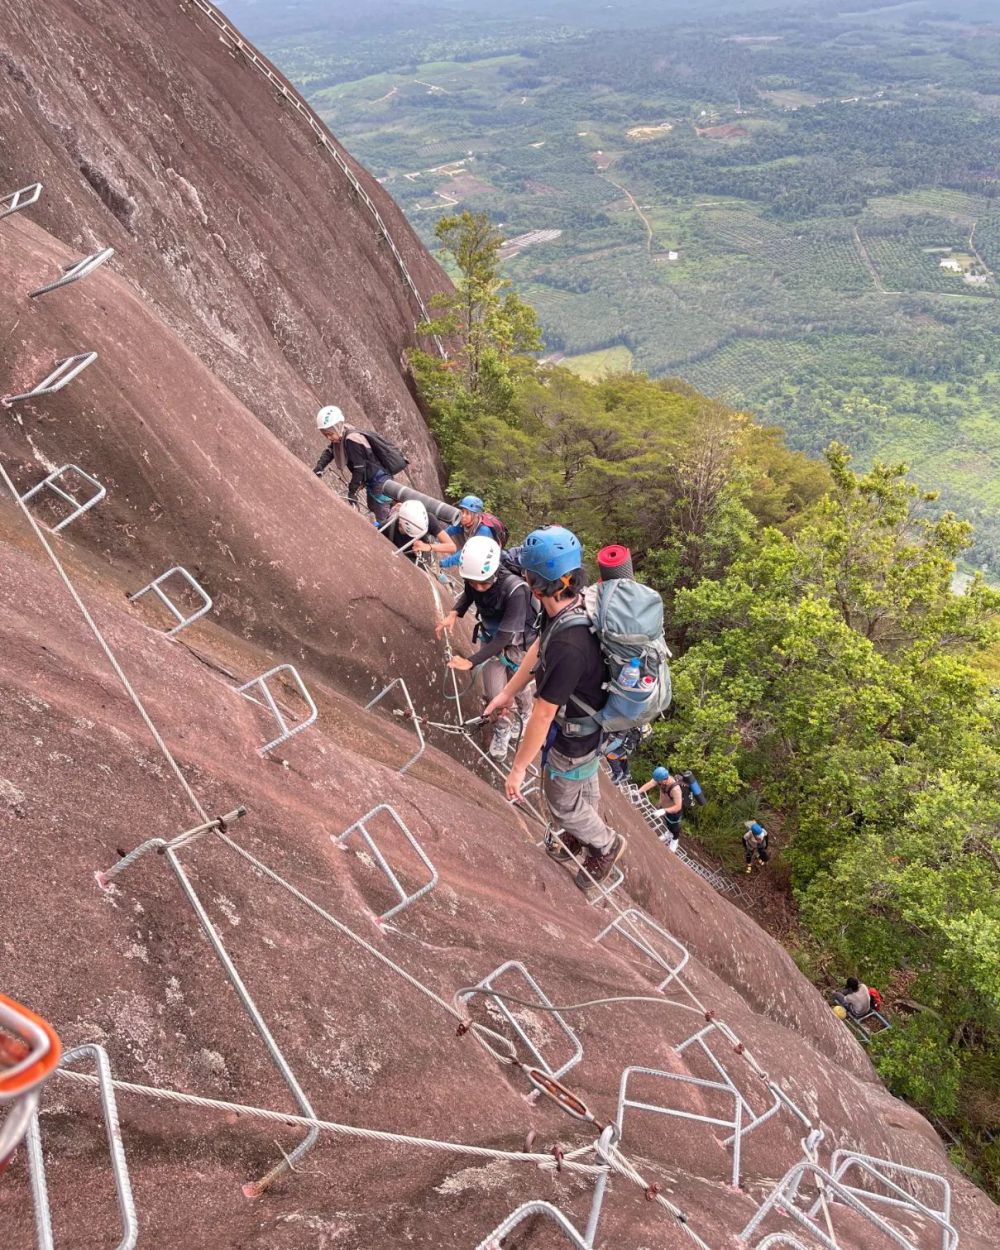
[546,832,584,863]
[745,864,753,875]
[575,833,627,893]
[488,719,513,759]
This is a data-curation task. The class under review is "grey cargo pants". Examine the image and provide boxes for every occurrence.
[480,646,533,722]
[543,747,614,854]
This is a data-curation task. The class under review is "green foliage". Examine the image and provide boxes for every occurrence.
[666,446,1000,1166]
[872,1015,962,1120]
[422,211,541,393]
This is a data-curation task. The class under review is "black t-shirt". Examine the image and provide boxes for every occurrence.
[384,512,443,560]
[536,608,608,758]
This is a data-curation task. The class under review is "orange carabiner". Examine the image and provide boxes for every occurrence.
[0,992,61,1102]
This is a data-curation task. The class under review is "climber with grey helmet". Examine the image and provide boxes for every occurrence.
[418,495,494,567]
[484,525,627,894]
[435,535,536,758]
[381,499,454,563]
[312,404,395,523]
[638,767,684,852]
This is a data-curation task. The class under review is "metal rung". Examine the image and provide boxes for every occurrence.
[474,1202,589,1249]
[19,464,105,532]
[332,803,438,924]
[2,353,98,406]
[676,1023,785,1146]
[27,1045,138,1250]
[1,182,43,220]
[617,1065,744,1186]
[460,960,583,1084]
[740,1161,924,1250]
[821,1151,956,1250]
[237,664,317,754]
[364,678,425,775]
[595,908,689,992]
[587,862,624,905]
[755,1237,814,1249]
[129,566,213,636]
[29,248,115,299]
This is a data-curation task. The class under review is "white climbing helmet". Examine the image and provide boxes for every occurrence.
[316,405,345,431]
[459,535,502,583]
[397,499,429,539]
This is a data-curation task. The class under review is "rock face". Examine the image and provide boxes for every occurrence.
[0,4,998,1250]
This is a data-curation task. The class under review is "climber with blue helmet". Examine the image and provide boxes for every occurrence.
[483,525,627,895]
[638,766,684,853]
[417,494,488,565]
[743,820,770,873]
[435,535,537,758]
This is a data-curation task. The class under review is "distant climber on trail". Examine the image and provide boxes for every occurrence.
[743,820,770,873]
[381,499,453,562]
[312,405,406,524]
[483,525,627,895]
[638,767,684,853]
[602,726,646,785]
[831,977,872,1019]
[434,536,537,758]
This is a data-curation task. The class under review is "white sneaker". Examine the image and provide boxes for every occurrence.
[669,838,680,854]
[489,720,513,759]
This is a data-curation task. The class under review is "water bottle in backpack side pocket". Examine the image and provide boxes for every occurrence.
[618,657,642,689]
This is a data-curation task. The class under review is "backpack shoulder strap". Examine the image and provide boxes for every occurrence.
[538,603,590,665]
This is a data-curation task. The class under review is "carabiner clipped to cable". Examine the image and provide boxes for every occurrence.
[0,993,62,1171]
[523,1066,606,1128]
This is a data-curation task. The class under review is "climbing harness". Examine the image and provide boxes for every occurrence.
[545,755,601,783]
[0,994,61,1171]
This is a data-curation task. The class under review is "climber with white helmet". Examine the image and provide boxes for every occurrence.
[435,535,537,758]
[312,404,403,524]
[380,498,455,563]
[417,495,500,567]
[638,767,684,852]
[484,525,627,894]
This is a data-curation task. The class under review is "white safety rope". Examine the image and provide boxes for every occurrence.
[54,1069,603,1175]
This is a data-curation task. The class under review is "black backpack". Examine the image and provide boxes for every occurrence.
[363,430,408,476]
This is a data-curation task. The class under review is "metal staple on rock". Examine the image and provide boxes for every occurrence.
[0,458,210,826]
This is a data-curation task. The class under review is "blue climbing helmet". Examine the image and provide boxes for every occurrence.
[520,525,583,583]
[749,821,765,838]
[458,495,485,515]
[652,766,670,783]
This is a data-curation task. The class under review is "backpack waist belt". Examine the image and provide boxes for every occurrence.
[545,756,600,782]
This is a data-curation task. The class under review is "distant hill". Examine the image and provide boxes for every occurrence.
[233,0,1000,572]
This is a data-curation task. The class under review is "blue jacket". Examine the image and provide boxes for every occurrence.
[440,521,493,567]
